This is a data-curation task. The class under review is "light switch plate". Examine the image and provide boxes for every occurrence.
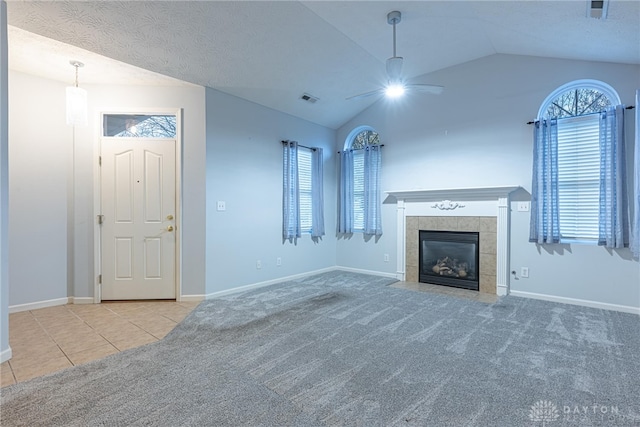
[217,201,226,211]
[517,202,530,212]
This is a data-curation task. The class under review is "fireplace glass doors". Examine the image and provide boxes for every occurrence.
[419,230,479,291]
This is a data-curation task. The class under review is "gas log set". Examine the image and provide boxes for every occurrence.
[431,256,470,278]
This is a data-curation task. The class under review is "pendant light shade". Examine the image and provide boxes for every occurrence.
[66,61,87,126]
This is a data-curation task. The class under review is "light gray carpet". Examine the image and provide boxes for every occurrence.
[1,271,639,426]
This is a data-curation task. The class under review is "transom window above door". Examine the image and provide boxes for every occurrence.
[103,114,177,138]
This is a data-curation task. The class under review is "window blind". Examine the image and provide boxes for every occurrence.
[557,114,600,241]
[353,150,365,231]
[298,147,313,233]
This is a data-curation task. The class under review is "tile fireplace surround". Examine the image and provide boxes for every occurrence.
[406,216,497,294]
[386,186,521,296]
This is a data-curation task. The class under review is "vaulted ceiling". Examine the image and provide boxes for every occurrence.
[6,1,640,129]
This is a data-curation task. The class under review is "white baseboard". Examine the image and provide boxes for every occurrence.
[71,297,95,305]
[203,267,337,300]
[178,295,206,303]
[334,266,398,279]
[0,346,12,363]
[9,297,68,313]
[510,290,640,315]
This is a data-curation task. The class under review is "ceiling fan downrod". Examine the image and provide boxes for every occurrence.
[387,11,401,58]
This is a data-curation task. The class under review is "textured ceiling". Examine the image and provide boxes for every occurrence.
[6,1,640,129]
[8,26,195,87]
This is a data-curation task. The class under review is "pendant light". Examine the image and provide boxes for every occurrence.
[66,60,87,126]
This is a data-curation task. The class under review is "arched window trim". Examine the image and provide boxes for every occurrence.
[344,125,379,150]
[537,79,621,120]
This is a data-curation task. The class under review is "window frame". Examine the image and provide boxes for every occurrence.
[102,114,178,138]
[344,126,380,233]
[537,80,620,243]
[538,80,620,120]
[297,146,313,234]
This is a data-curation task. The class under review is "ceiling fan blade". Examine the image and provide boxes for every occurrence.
[386,57,403,81]
[407,84,445,95]
[346,89,383,100]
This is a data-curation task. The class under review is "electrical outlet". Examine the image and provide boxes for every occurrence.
[276,257,282,266]
[521,267,529,278]
[384,254,390,262]
[256,260,261,269]
[217,201,226,211]
[517,202,530,212]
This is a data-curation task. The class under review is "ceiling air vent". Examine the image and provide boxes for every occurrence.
[301,93,319,104]
[587,0,608,19]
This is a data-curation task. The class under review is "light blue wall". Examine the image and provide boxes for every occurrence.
[205,88,337,295]
[4,51,637,318]
[1,0,10,360]
[337,54,640,309]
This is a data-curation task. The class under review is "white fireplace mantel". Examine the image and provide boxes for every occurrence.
[386,186,522,296]
[386,186,522,202]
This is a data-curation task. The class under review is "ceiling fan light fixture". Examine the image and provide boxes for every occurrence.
[346,10,444,101]
[386,57,404,81]
[385,83,406,98]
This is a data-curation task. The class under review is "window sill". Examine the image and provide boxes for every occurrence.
[559,238,598,245]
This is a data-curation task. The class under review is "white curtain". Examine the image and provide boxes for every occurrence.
[282,141,300,240]
[363,145,382,236]
[631,91,640,258]
[310,147,324,238]
[598,105,628,248]
[529,119,560,244]
[339,150,354,233]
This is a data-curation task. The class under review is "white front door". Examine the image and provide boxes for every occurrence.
[100,138,176,300]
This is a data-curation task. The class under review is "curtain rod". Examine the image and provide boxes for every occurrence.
[337,144,385,154]
[281,140,317,151]
[526,105,635,125]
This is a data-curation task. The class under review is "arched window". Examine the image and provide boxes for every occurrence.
[538,79,620,119]
[533,80,622,242]
[340,126,382,235]
[348,127,380,150]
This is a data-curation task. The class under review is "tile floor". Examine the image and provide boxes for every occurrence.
[0,300,199,388]
[390,281,499,304]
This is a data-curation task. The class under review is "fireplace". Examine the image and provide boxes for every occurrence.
[389,186,520,295]
[419,230,480,291]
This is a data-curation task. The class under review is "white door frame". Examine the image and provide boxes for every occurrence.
[93,108,183,303]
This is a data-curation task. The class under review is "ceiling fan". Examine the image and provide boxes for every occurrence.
[346,11,444,100]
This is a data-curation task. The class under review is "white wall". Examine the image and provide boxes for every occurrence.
[337,54,640,310]
[8,71,69,306]
[1,0,11,361]
[7,70,207,306]
[205,88,337,295]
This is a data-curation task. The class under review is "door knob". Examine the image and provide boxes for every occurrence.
[167,215,174,220]
[167,225,174,232]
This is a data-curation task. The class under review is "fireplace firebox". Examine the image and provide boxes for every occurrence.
[419,230,479,291]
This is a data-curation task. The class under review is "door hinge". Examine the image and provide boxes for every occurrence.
[98,274,102,284]
[98,156,102,166]
[97,214,104,225]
